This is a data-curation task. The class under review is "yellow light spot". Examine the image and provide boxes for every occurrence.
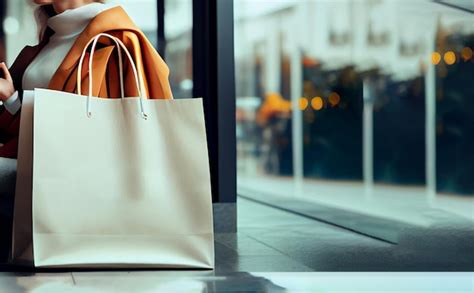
[298,97,309,110]
[311,96,324,110]
[461,47,473,61]
[444,51,456,65]
[431,52,441,65]
[328,92,341,107]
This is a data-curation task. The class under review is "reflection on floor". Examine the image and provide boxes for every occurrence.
[0,198,473,292]
[239,175,474,224]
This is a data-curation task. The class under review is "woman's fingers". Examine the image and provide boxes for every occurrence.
[0,62,13,83]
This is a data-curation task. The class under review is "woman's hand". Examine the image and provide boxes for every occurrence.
[0,62,15,102]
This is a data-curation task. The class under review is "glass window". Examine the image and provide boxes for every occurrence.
[109,0,158,46]
[3,1,37,65]
[164,0,193,99]
[235,0,474,224]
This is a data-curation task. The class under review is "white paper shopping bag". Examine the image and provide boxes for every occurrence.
[30,33,214,268]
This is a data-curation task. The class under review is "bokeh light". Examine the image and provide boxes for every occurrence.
[299,97,309,110]
[328,92,341,107]
[461,47,473,61]
[311,97,324,110]
[2,17,20,35]
[431,52,441,65]
[444,51,456,65]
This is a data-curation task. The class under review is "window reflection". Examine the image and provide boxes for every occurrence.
[235,0,474,221]
[165,0,193,99]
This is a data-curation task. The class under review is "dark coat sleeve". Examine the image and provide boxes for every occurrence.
[0,45,41,158]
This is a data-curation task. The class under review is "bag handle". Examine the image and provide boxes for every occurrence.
[77,33,125,99]
[76,33,148,119]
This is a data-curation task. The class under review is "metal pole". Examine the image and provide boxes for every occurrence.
[291,49,303,197]
[425,38,437,204]
[363,79,374,199]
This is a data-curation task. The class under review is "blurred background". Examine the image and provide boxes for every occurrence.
[233,0,474,225]
[235,0,474,223]
[1,0,473,227]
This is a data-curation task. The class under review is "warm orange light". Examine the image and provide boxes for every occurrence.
[444,51,456,65]
[328,92,341,107]
[431,52,441,65]
[311,97,324,110]
[298,97,309,110]
[256,92,292,125]
[461,47,473,61]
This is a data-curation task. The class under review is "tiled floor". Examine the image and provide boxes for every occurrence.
[0,198,473,292]
[2,271,473,292]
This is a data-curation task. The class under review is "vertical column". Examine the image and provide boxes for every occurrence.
[216,0,237,204]
[289,3,311,197]
[193,0,236,232]
[290,37,303,197]
[192,0,236,204]
[156,0,166,59]
[363,80,374,198]
[425,35,437,204]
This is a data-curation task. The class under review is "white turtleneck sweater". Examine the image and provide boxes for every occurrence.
[4,3,115,115]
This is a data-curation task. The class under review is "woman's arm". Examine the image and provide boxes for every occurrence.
[0,44,42,158]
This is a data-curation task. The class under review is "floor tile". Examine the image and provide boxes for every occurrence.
[0,272,74,293]
[215,233,282,256]
[222,255,313,272]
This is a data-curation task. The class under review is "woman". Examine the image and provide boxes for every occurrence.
[0,0,173,262]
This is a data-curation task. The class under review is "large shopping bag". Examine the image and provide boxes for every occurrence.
[27,33,213,268]
[11,91,35,265]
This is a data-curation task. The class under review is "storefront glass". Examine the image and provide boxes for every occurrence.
[235,0,474,223]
